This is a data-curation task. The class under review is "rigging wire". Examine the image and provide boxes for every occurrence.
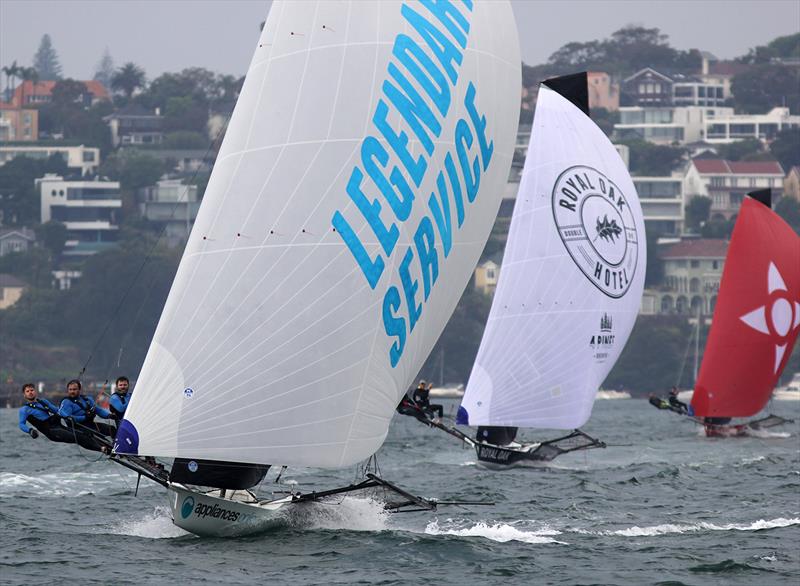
[75,113,231,382]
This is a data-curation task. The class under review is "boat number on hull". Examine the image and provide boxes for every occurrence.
[552,165,638,298]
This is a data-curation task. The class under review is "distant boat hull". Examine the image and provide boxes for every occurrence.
[474,442,549,469]
[169,484,291,537]
[773,390,800,401]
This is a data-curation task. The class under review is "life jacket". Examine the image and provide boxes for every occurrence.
[25,401,60,425]
[65,395,96,423]
[109,392,129,417]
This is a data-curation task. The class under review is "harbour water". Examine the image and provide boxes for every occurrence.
[1,399,798,585]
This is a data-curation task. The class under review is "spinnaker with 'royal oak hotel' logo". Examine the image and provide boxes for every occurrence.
[404,73,647,469]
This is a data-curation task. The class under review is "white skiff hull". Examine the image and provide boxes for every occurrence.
[169,484,292,537]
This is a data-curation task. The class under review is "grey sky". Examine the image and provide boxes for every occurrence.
[1,1,798,83]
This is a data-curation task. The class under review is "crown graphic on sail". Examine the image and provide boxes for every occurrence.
[114,0,522,468]
[458,74,647,429]
[692,193,800,418]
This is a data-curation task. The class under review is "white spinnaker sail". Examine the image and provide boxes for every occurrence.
[459,83,646,429]
[118,0,521,467]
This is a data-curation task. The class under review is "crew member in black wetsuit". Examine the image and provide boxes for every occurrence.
[667,387,689,414]
[58,379,116,452]
[17,383,75,443]
[412,381,444,420]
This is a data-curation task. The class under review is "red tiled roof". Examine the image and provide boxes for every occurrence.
[707,61,751,76]
[12,80,109,105]
[728,160,784,174]
[692,159,784,175]
[661,239,728,259]
[692,159,729,174]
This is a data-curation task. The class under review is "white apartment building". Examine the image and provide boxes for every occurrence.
[615,106,734,144]
[38,174,121,256]
[0,144,100,175]
[139,179,201,247]
[683,159,784,220]
[704,107,800,144]
[633,176,684,236]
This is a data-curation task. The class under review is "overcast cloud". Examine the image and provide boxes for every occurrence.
[1,0,798,82]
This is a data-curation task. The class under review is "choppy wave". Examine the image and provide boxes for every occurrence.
[283,496,389,532]
[425,519,565,544]
[104,505,189,539]
[582,517,800,537]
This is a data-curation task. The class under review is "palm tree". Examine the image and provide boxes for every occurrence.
[2,60,20,102]
[18,66,39,107]
[111,62,146,99]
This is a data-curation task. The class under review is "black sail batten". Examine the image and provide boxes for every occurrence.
[542,72,589,116]
[169,458,270,490]
[747,188,772,209]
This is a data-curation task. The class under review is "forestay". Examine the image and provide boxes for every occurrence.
[458,80,646,429]
[116,0,521,467]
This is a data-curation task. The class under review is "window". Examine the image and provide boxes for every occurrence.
[486,268,496,280]
[690,260,700,268]
[712,261,719,270]
[82,151,95,162]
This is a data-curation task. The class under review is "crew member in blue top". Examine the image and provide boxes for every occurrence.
[18,383,75,443]
[108,376,131,426]
[58,379,116,450]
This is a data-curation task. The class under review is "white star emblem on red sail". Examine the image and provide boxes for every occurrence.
[739,263,800,373]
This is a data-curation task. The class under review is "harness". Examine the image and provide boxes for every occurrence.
[109,392,129,417]
[25,401,60,425]
[66,395,96,423]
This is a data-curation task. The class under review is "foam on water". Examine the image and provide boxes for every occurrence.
[580,517,800,537]
[425,519,566,545]
[0,472,122,498]
[104,505,190,539]
[283,496,389,532]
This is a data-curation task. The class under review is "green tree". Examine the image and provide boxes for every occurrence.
[590,107,618,138]
[101,151,165,191]
[740,32,800,63]
[685,196,712,232]
[644,227,663,287]
[111,62,146,99]
[164,96,208,134]
[93,47,115,90]
[714,138,764,161]
[162,131,208,149]
[775,197,800,234]
[731,64,800,113]
[418,285,492,384]
[0,153,68,225]
[2,60,21,101]
[32,34,62,81]
[620,139,686,176]
[50,78,86,106]
[605,316,693,393]
[35,221,68,258]
[701,215,736,239]
[0,247,53,288]
[769,127,800,171]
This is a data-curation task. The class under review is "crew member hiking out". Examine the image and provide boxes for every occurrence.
[18,383,75,444]
[58,379,116,452]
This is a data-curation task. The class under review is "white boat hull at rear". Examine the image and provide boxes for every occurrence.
[169,484,291,537]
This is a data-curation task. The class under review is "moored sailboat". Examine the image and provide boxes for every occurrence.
[402,72,647,468]
[108,0,522,535]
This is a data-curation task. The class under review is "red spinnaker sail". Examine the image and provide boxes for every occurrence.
[692,197,800,417]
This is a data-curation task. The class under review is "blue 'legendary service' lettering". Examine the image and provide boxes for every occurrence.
[332,0,497,367]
